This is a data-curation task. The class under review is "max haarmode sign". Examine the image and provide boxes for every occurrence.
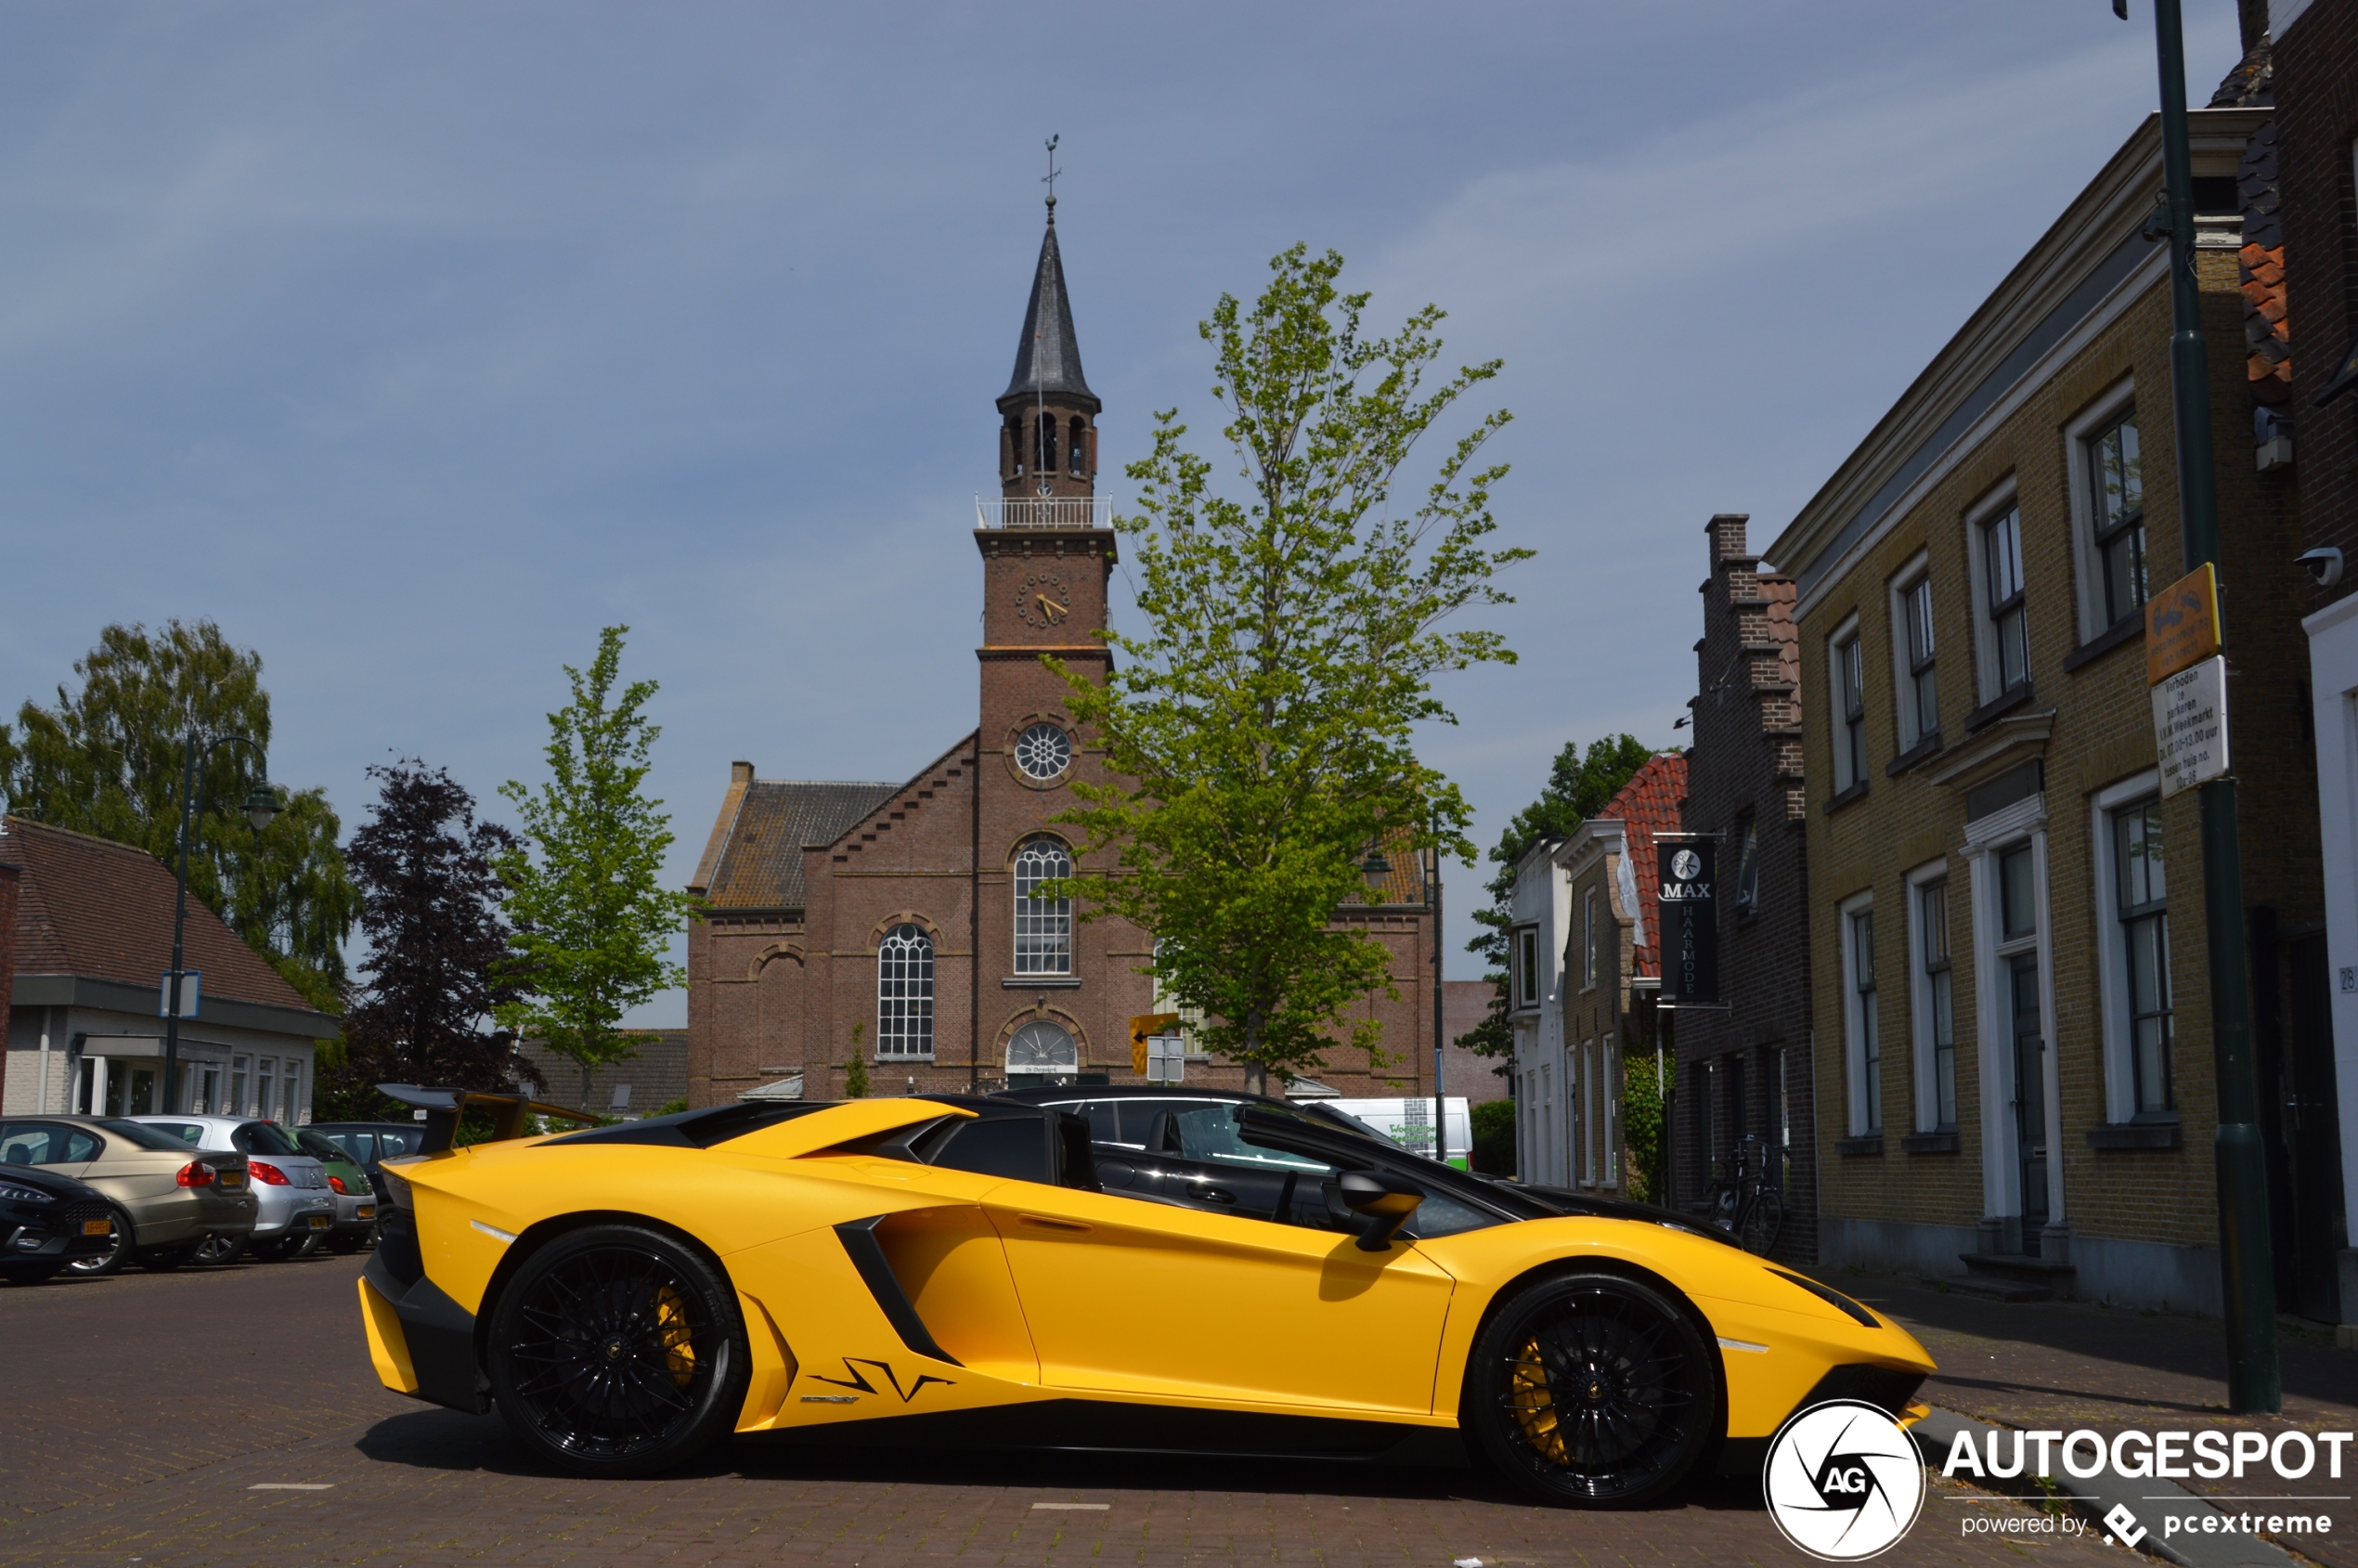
[1655,837,1720,1007]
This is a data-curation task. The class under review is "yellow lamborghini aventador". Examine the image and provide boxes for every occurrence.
[355,1085,1934,1507]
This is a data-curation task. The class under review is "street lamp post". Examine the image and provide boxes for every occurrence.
[2119,0,2279,1413]
[160,731,281,1115]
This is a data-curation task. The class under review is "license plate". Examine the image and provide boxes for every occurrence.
[307,1213,330,1230]
[356,1205,375,1220]
[218,1172,246,1189]
[82,1219,111,1237]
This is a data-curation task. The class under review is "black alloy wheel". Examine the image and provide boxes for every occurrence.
[486,1224,749,1478]
[1466,1271,1718,1508]
[64,1204,135,1277]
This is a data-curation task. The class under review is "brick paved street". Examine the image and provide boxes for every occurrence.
[0,1253,2119,1568]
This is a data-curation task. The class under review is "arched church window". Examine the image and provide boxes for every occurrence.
[1005,415,1024,477]
[1006,1018,1078,1082]
[1013,836,1072,975]
[876,924,934,1057]
[1069,416,1087,475]
[1035,411,1058,474]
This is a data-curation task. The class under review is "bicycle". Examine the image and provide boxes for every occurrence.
[1707,1134,1785,1257]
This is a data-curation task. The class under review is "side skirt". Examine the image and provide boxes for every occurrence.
[761,1397,1471,1469]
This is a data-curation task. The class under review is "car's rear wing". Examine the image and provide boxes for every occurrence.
[376,1083,603,1155]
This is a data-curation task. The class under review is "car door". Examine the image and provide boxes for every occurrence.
[982,1116,1458,1416]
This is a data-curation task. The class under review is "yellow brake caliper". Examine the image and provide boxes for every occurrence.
[1509,1337,1567,1463]
[654,1283,698,1388]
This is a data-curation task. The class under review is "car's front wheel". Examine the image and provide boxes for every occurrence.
[1465,1270,1719,1508]
[486,1224,750,1478]
[64,1204,135,1277]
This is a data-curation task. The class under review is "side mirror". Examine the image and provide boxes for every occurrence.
[1337,1169,1425,1251]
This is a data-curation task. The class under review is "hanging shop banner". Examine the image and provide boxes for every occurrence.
[1655,837,1721,1007]
[2153,653,2231,798]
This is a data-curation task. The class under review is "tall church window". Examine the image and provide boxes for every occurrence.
[1035,412,1058,474]
[877,924,935,1057]
[1014,836,1073,975]
[1005,415,1024,477]
[1069,416,1088,475]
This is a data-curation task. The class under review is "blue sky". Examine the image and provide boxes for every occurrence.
[0,3,2246,1021]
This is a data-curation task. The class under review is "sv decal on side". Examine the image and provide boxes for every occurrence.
[808,1357,956,1403]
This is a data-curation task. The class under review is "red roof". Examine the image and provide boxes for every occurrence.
[1593,753,1688,979]
[3,816,317,1012]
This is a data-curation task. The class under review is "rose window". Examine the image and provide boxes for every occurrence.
[1014,723,1073,781]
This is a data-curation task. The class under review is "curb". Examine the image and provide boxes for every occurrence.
[1911,1406,2297,1568]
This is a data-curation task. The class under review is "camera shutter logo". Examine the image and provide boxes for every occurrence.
[1763,1400,1925,1561]
[1672,848,1702,882]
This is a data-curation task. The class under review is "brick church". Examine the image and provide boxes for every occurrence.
[682,204,1440,1108]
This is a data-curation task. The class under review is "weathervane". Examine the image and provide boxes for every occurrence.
[1037,134,1060,498]
[1042,134,1060,214]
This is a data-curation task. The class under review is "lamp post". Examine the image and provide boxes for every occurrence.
[2118,0,2279,1413]
[161,732,281,1115]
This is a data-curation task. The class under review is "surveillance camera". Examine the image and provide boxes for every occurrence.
[2300,547,2344,588]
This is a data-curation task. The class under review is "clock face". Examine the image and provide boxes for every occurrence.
[1015,572,1072,630]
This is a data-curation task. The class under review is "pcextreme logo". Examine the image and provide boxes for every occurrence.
[1764,1400,1927,1561]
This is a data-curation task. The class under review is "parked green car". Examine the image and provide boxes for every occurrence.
[295,1130,377,1253]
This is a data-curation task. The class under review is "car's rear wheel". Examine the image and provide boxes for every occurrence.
[1465,1270,1718,1508]
[194,1234,245,1266]
[486,1224,749,1478]
[64,1204,135,1277]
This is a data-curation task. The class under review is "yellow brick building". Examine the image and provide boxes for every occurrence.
[1767,104,2326,1311]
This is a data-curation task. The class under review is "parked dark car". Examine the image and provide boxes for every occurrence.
[0,1163,119,1285]
[306,1122,427,1171]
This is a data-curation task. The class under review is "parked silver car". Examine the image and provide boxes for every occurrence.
[131,1117,333,1262]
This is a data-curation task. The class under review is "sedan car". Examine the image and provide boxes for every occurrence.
[0,1162,117,1285]
[296,1130,378,1252]
[133,1117,334,1262]
[0,1116,257,1276]
[357,1084,1934,1506]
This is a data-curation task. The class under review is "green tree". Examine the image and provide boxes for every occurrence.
[1457,734,1656,1069]
[0,619,356,1010]
[1056,244,1529,1093]
[494,627,693,1104]
[844,1024,870,1099]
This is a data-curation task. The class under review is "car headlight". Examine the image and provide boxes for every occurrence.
[0,1181,55,1205]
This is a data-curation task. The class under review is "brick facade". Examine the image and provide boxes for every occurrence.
[1674,513,1819,1264]
[1768,103,2327,1312]
[684,214,1439,1109]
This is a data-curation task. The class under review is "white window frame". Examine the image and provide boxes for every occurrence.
[1013,836,1074,976]
[1903,857,1955,1134]
[1838,889,1880,1136]
[1511,924,1542,1013]
[1579,1040,1597,1186]
[1885,550,1937,752]
[1601,1033,1619,1186]
[2065,376,2143,643]
[2092,769,2172,1124]
[1581,888,1598,991]
[1963,478,2025,705]
[876,923,937,1059]
[1826,610,1866,792]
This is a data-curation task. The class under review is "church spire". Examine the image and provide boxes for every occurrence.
[998,203,1098,416]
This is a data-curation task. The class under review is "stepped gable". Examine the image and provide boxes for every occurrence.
[697,781,900,914]
[1590,754,1690,979]
[2,815,314,1009]
[823,733,981,862]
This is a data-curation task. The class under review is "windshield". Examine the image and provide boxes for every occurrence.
[296,1130,351,1164]
[98,1119,202,1152]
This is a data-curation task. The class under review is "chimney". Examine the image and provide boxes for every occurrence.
[1706,512,1752,567]
[731,760,755,785]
